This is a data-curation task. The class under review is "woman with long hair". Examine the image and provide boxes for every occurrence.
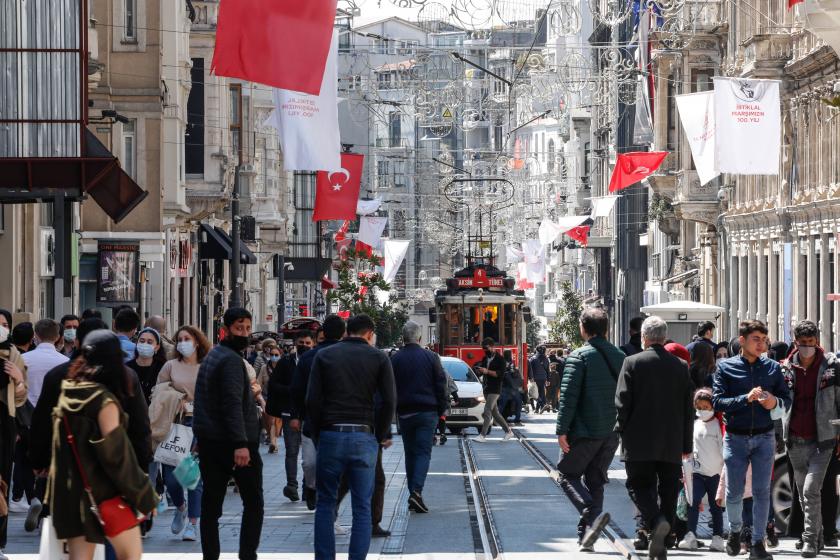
[127,328,167,404]
[48,330,157,560]
[259,344,284,453]
[155,326,209,541]
[688,342,716,389]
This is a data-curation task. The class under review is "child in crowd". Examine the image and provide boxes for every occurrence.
[679,388,726,552]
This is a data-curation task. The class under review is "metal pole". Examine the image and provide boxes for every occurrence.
[276,254,285,331]
[230,164,242,308]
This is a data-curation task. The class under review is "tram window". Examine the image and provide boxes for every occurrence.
[502,304,516,346]
[465,306,481,343]
[444,305,461,345]
[481,305,499,344]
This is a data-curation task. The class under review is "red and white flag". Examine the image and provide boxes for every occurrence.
[358,216,388,249]
[313,153,364,222]
[211,0,338,95]
[608,151,668,192]
[566,225,591,246]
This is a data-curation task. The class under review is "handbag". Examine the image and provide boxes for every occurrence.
[153,419,193,467]
[62,415,142,538]
[39,517,105,559]
[172,454,201,490]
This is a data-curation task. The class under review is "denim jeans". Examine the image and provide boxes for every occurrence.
[688,473,723,536]
[788,438,834,546]
[301,434,317,490]
[399,411,439,494]
[163,463,203,519]
[282,418,302,488]
[498,391,522,423]
[314,430,379,560]
[723,431,775,543]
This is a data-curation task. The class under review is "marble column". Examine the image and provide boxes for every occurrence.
[746,241,756,320]
[768,245,779,343]
[819,232,831,348]
[729,252,739,336]
[807,235,818,324]
[757,238,767,326]
[792,238,803,327]
[738,248,748,323]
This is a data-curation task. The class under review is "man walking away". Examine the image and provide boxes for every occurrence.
[473,338,514,443]
[529,346,550,411]
[391,321,448,514]
[687,321,717,354]
[193,307,263,560]
[290,316,347,512]
[113,308,140,363]
[556,307,624,552]
[713,320,791,560]
[620,317,644,357]
[780,320,840,558]
[306,314,396,560]
[616,316,694,560]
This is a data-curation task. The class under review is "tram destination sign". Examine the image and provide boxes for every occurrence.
[456,267,505,289]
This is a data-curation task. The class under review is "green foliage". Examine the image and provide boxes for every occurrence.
[526,318,541,350]
[548,281,584,348]
[648,192,673,223]
[325,247,409,348]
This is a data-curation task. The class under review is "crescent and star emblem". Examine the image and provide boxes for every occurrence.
[327,168,350,191]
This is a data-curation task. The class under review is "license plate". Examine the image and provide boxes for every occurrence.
[451,408,468,415]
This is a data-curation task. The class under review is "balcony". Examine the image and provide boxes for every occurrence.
[741,33,793,78]
[646,152,679,199]
[672,170,721,225]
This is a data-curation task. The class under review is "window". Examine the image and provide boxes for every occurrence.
[692,70,714,93]
[388,112,401,147]
[547,139,555,173]
[229,84,242,162]
[667,79,677,151]
[336,19,351,52]
[185,58,205,175]
[292,172,319,258]
[494,67,508,96]
[124,0,136,40]
[393,160,406,188]
[122,120,136,180]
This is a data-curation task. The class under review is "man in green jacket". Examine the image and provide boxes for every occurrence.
[556,307,625,552]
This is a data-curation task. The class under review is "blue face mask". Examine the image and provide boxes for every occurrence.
[136,343,156,358]
[270,355,281,363]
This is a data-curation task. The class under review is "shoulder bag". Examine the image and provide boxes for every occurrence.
[62,415,143,538]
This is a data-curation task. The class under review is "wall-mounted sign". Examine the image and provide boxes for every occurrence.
[97,242,140,304]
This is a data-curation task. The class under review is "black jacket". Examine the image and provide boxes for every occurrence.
[390,343,448,416]
[29,361,153,469]
[615,344,694,463]
[620,334,643,357]
[193,341,260,448]
[291,340,339,437]
[529,354,550,381]
[266,355,297,417]
[306,337,396,442]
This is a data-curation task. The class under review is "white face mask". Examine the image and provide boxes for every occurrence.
[136,343,156,358]
[798,345,817,359]
[0,325,8,344]
[696,409,715,421]
[63,328,77,342]
[177,341,196,358]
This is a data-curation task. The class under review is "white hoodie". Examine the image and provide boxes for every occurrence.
[692,416,724,477]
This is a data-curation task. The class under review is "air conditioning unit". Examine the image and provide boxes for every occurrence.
[40,228,55,277]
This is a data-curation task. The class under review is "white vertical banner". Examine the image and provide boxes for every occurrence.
[713,77,781,175]
[267,32,341,172]
[675,91,719,185]
[522,239,546,284]
[591,196,619,218]
[357,216,388,248]
[383,240,410,283]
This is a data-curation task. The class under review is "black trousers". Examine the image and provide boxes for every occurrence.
[198,442,264,560]
[12,435,34,502]
[625,460,682,530]
[535,379,546,407]
[338,446,385,525]
[558,433,620,538]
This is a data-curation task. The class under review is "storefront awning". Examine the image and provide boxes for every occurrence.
[664,269,699,285]
[198,223,257,265]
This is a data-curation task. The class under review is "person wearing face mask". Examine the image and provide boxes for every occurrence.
[267,331,314,502]
[778,320,840,558]
[258,344,284,454]
[58,315,80,358]
[472,338,514,443]
[678,388,725,552]
[193,308,263,560]
[155,325,210,541]
[127,328,167,403]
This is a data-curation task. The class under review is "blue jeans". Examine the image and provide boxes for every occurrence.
[723,431,775,543]
[498,391,522,422]
[163,463,203,519]
[314,431,379,560]
[688,473,723,536]
[399,411,439,494]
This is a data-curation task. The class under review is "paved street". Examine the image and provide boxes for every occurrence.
[3,414,811,559]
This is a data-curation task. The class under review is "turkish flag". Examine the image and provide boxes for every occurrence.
[566,225,591,246]
[788,0,802,8]
[608,151,669,192]
[313,153,364,221]
[211,0,338,95]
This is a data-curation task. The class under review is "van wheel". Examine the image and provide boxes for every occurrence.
[772,459,792,533]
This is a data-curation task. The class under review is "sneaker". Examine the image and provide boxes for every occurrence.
[472,435,487,443]
[157,497,168,515]
[334,522,348,535]
[633,530,649,551]
[170,507,187,535]
[8,499,28,513]
[182,523,198,541]
[0,548,8,560]
[578,541,594,552]
[581,512,610,549]
[439,434,447,445]
[749,540,773,560]
[503,431,514,441]
[372,524,392,538]
[648,517,670,559]
[304,487,317,511]
[766,522,779,548]
[801,542,818,558]
[24,498,43,532]
[408,491,429,513]
[678,531,699,550]
[726,531,741,556]
[795,539,804,550]
[710,535,726,552]
[283,485,300,502]
[825,533,839,547]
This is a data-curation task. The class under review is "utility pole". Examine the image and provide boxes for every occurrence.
[230,164,242,308]
[276,254,285,331]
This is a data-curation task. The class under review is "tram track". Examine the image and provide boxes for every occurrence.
[459,431,641,560]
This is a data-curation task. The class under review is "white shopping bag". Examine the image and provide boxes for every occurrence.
[154,422,193,467]
[682,456,694,505]
[39,518,105,559]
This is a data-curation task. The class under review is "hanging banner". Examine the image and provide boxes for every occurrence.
[675,91,719,185]
[97,242,140,305]
[266,32,341,172]
[522,239,545,284]
[383,240,410,283]
[538,219,565,247]
[357,216,388,248]
[713,77,781,175]
[591,196,619,218]
[506,244,524,264]
[356,198,382,215]
[313,152,364,221]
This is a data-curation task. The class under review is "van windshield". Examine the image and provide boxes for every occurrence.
[442,360,479,383]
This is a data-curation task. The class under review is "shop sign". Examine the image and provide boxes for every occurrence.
[97,242,140,304]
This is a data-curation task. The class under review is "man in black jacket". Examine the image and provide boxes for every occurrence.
[529,346,550,410]
[306,314,396,560]
[193,307,263,560]
[473,338,514,442]
[391,320,448,514]
[620,316,644,357]
[615,315,694,560]
[267,330,314,502]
